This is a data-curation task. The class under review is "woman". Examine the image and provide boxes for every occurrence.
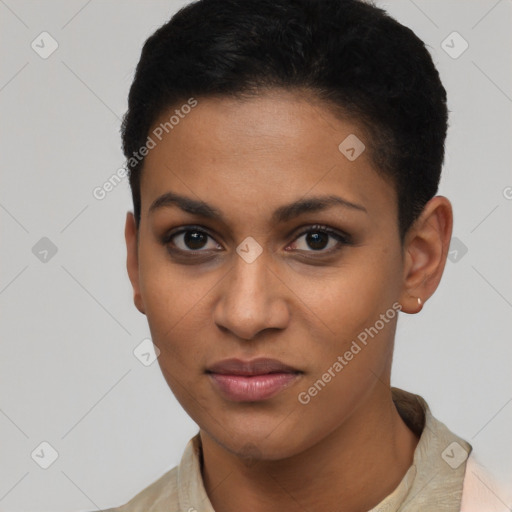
[108,0,510,509]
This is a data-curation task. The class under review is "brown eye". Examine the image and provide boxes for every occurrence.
[182,230,208,250]
[303,231,330,250]
[163,226,222,253]
[288,225,350,254]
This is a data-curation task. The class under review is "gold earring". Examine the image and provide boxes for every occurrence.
[417,297,422,307]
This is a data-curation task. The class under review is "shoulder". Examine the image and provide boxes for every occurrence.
[460,454,512,512]
[102,465,180,512]
[99,434,203,512]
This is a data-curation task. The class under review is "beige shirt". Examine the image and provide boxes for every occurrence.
[102,388,507,511]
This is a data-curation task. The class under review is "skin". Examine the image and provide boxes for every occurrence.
[125,89,453,512]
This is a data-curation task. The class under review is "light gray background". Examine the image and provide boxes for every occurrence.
[1,0,511,510]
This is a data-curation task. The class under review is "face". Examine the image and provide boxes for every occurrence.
[127,89,409,461]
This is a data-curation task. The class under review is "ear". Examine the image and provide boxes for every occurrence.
[398,196,453,314]
[125,211,146,315]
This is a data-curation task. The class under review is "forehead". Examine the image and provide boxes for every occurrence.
[140,90,396,226]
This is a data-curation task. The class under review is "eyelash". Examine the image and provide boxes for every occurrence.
[161,224,352,258]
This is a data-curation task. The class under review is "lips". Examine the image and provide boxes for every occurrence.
[206,358,303,402]
[206,357,301,376]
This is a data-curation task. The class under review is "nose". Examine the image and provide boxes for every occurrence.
[213,250,290,341]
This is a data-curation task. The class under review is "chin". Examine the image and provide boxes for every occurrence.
[205,420,314,462]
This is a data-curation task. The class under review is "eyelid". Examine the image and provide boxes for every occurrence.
[291,223,351,244]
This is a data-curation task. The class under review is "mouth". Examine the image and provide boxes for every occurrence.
[206,358,303,402]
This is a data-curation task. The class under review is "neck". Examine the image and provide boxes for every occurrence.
[200,387,419,512]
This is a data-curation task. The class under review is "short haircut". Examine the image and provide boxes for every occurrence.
[121,0,448,243]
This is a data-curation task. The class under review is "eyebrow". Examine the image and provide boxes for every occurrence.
[148,191,367,224]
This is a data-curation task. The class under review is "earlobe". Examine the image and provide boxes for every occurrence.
[125,211,146,315]
[398,196,453,314]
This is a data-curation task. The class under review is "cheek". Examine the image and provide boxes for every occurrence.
[316,256,400,337]
[136,247,208,369]
[138,242,206,324]
[298,247,401,391]
[295,301,398,441]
